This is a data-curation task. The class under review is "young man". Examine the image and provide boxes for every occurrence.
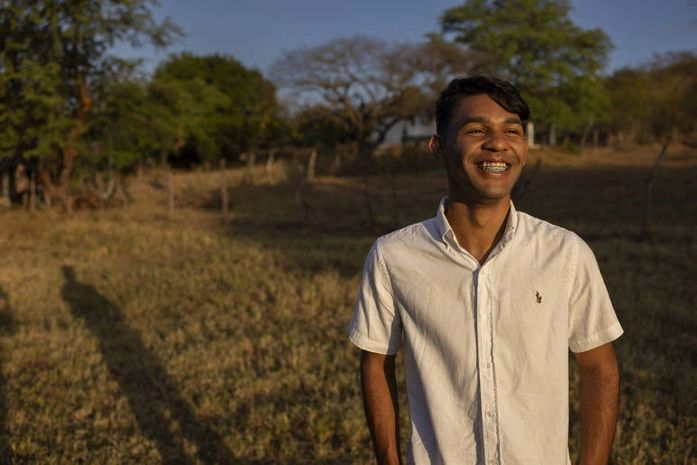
[348,76,623,465]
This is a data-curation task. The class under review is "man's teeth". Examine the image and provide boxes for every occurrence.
[479,161,508,173]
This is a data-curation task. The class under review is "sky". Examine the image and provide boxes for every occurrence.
[114,0,697,75]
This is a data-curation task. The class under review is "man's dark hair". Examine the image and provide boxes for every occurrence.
[435,76,530,137]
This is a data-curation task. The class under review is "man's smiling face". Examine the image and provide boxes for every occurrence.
[431,94,528,205]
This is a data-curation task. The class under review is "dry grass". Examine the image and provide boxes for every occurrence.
[0,145,695,464]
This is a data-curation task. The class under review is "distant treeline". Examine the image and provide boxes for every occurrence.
[1,0,695,209]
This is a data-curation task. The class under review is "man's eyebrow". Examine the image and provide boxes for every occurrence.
[458,116,523,128]
[457,117,486,128]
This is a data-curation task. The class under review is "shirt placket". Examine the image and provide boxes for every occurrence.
[476,267,500,465]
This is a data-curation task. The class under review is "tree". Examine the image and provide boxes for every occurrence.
[606,52,697,144]
[440,0,612,141]
[292,105,353,150]
[271,36,479,161]
[152,53,278,165]
[0,0,180,209]
[78,60,177,183]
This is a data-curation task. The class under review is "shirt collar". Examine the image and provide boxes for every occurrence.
[434,196,519,250]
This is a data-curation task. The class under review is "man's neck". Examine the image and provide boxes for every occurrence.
[445,197,511,264]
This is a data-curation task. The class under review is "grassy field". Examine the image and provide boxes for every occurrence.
[0,145,695,464]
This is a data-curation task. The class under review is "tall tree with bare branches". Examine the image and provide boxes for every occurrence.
[271,36,482,161]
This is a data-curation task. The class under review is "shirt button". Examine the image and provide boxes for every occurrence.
[481,313,488,320]
[486,362,491,369]
[486,410,494,418]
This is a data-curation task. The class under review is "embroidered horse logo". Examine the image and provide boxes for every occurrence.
[535,291,542,304]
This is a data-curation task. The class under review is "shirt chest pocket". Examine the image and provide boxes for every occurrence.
[494,276,570,359]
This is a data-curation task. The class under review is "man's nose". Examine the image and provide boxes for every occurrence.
[482,131,507,151]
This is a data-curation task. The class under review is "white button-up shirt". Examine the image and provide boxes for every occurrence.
[349,198,623,465]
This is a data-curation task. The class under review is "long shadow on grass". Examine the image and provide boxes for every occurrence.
[0,287,14,465]
[61,266,233,465]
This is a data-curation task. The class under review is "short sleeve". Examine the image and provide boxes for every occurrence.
[568,238,623,353]
[348,240,402,354]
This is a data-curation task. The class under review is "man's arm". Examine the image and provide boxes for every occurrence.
[361,350,402,465]
[574,342,620,465]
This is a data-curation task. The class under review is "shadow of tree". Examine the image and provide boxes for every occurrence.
[61,266,233,465]
[0,286,14,465]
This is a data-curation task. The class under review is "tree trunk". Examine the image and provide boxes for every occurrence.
[357,141,378,164]
[38,161,56,209]
[113,173,132,205]
[15,164,29,208]
[29,172,37,212]
[40,124,85,213]
[8,163,18,205]
[37,158,52,208]
[580,121,593,147]
[51,75,91,212]
[330,152,341,176]
[628,124,638,144]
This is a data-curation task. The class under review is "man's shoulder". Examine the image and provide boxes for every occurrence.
[373,217,440,256]
[515,210,585,248]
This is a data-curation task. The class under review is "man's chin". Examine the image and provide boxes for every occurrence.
[447,176,517,205]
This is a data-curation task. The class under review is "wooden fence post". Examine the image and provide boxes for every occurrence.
[243,152,256,185]
[526,121,535,149]
[294,176,308,223]
[265,150,276,184]
[306,148,317,183]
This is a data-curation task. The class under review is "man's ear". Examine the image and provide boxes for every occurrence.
[429,135,441,160]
